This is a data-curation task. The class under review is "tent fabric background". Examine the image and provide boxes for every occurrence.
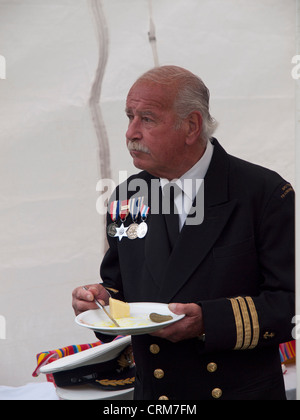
[0,0,295,386]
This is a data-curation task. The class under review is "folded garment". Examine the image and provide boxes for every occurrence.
[279,340,296,364]
[32,340,104,383]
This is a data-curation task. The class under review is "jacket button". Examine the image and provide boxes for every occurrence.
[158,395,169,400]
[207,362,217,373]
[149,344,160,354]
[211,388,222,399]
[154,368,164,379]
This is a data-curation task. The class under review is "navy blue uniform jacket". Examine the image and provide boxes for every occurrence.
[99,139,295,400]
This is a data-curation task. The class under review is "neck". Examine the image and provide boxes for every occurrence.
[164,144,207,180]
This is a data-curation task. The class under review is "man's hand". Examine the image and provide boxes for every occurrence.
[150,303,204,343]
[72,283,110,315]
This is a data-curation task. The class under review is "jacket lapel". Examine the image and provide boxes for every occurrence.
[144,210,171,289]
[144,182,172,289]
[157,139,237,302]
[158,199,237,301]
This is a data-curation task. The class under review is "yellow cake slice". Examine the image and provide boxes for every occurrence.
[109,297,130,319]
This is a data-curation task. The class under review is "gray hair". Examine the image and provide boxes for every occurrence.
[134,65,218,142]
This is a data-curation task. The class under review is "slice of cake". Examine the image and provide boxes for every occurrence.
[109,297,130,319]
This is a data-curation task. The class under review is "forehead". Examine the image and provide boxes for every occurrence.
[126,81,176,112]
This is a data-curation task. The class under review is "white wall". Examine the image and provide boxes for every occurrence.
[0,0,296,386]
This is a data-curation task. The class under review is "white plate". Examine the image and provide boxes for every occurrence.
[75,302,185,336]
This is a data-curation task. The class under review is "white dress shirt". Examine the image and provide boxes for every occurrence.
[160,139,214,230]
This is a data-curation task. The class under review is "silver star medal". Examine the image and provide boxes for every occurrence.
[114,222,129,241]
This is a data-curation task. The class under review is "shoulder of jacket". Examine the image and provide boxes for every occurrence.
[228,155,294,208]
[229,154,288,188]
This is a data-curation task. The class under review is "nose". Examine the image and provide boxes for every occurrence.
[126,117,142,142]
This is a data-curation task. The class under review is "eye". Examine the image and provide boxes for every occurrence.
[142,116,152,123]
[126,113,134,121]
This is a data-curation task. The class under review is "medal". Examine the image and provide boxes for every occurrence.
[127,222,139,239]
[107,200,119,237]
[114,222,129,241]
[127,197,144,240]
[107,223,117,237]
[113,200,129,241]
[137,221,148,238]
[137,204,150,238]
[107,197,150,241]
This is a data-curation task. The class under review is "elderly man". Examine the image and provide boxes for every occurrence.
[72,66,294,400]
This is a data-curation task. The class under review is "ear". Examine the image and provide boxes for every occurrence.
[185,111,202,145]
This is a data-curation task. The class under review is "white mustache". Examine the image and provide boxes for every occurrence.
[127,141,150,154]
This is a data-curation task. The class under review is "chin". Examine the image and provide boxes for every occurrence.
[133,162,161,178]
[131,154,148,170]
[133,159,147,171]
[130,154,159,177]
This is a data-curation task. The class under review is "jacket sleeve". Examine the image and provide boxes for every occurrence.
[95,207,125,343]
[200,181,295,353]
[99,208,125,302]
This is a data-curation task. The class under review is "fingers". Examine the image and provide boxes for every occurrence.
[168,302,200,317]
[82,285,104,303]
[72,284,108,315]
[72,286,95,316]
[151,303,204,343]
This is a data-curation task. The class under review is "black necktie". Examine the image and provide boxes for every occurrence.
[162,183,181,249]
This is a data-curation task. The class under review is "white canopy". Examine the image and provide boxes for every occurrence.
[0,0,296,389]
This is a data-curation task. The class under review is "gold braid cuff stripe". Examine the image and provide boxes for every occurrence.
[228,296,260,350]
[245,296,260,349]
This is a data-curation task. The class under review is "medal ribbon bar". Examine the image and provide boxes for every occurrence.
[119,200,129,221]
[140,204,150,220]
[109,200,119,222]
[129,196,144,221]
